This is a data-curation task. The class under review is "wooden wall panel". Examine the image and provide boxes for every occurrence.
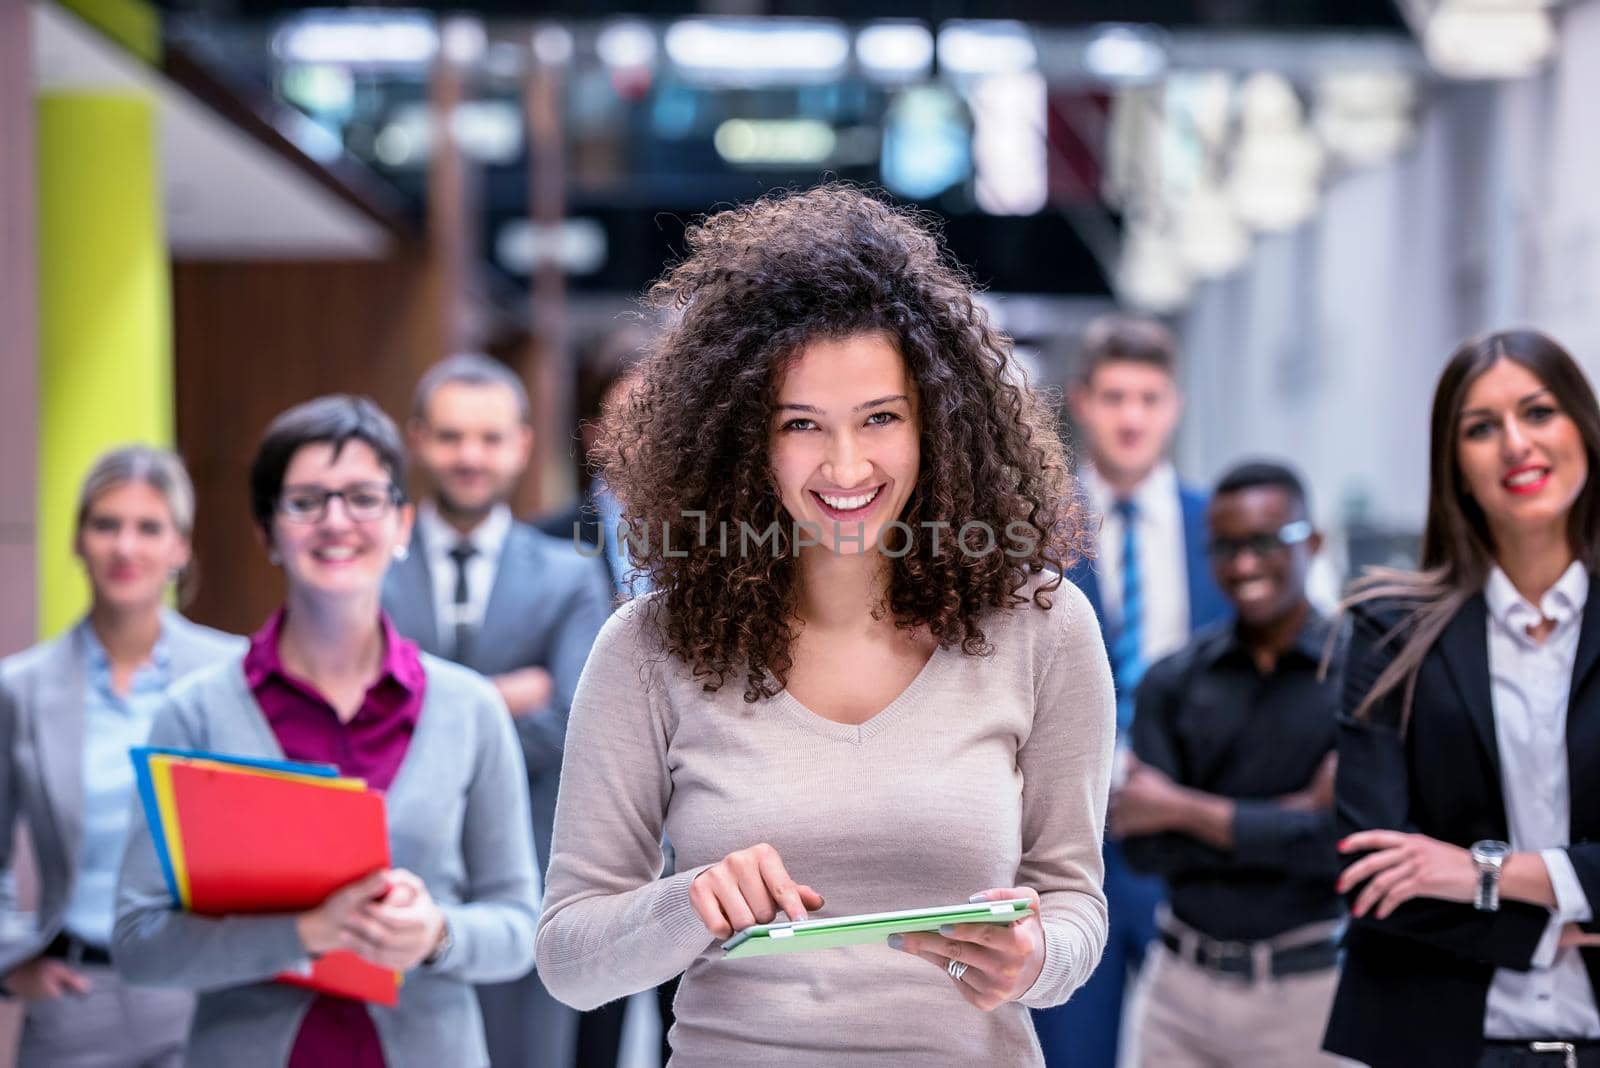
[173,254,444,636]
[0,0,37,659]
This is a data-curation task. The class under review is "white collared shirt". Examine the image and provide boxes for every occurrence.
[65,622,171,945]
[1081,461,1191,665]
[1483,560,1600,1039]
[416,500,512,636]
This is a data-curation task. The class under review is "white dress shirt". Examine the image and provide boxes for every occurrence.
[1081,461,1191,665]
[1483,560,1600,1039]
[65,623,171,945]
[416,500,512,638]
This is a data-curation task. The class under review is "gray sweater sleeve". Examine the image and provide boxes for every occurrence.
[424,677,540,983]
[1014,583,1116,1009]
[534,604,715,1011]
[112,694,312,991]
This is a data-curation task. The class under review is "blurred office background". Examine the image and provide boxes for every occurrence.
[1,0,1596,1061]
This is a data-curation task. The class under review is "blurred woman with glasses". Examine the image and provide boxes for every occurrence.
[0,446,241,1067]
[114,395,539,1068]
[1325,330,1600,1068]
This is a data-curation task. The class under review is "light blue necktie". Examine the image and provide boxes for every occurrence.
[1109,497,1145,731]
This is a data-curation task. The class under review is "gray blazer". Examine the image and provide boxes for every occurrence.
[382,519,613,873]
[113,653,539,1068]
[0,611,242,976]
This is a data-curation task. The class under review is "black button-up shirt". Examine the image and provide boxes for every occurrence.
[1122,613,1343,942]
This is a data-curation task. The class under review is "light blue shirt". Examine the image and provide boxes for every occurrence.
[594,480,652,599]
[63,624,170,946]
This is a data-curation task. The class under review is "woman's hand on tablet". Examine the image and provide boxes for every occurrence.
[689,843,825,939]
[893,886,1045,1011]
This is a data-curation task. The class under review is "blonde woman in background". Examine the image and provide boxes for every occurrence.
[0,446,241,1066]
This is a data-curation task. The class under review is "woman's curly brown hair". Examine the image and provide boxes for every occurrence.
[598,184,1090,701]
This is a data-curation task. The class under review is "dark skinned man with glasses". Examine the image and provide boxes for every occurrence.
[1108,460,1359,1068]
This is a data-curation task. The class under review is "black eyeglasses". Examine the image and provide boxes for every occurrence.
[1207,519,1313,562]
[278,482,402,524]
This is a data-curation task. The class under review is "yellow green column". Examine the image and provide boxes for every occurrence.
[37,91,171,638]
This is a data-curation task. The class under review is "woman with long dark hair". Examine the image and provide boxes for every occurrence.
[533,185,1116,1064]
[1325,329,1600,1068]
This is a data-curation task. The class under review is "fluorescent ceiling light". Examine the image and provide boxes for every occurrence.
[1423,4,1555,79]
[856,23,933,81]
[597,21,657,69]
[453,100,523,164]
[273,14,438,67]
[497,218,608,275]
[665,19,849,85]
[532,25,574,67]
[713,119,837,165]
[937,21,1037,77]
[441,17,485,65]
[1084,25,1167,83]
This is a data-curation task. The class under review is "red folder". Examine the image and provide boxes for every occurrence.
[166,761,400,1005]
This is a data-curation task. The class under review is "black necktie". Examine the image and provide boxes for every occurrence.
[448,541,477,663]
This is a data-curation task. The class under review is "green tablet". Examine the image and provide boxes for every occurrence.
[720,898,1034,959]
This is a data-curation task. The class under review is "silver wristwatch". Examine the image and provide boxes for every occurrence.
[423,917,453,967]
[1471,840,1511,912]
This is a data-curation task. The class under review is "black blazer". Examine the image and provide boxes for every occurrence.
[1324,589,1600,1068]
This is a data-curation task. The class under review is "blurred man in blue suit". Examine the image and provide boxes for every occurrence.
[1034,316,1230,1068]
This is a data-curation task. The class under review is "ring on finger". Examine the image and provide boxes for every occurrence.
[947,958,969,982]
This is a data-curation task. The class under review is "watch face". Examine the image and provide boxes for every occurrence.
[1473,840,1511,862]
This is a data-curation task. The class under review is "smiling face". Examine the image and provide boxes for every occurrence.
[1456,358,1589,547]
[1207,485,1319,628]
[269,440,414,603]
[76,481,191,615]
[409,382,532,522]
[769,332,921,556]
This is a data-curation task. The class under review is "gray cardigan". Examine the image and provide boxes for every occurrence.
[0,611,243,978]
[113,651,539,1068]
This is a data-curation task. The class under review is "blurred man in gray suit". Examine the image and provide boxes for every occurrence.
[383,353,613,1068]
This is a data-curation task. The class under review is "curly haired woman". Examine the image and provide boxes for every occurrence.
[534,184,1115,1065]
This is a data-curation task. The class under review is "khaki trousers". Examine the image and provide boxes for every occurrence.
[1125,942,1364,1068]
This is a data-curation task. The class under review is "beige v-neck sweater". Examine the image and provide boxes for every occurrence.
[535,574,1115,1066]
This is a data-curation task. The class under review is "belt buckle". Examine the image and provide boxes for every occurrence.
[1203,938,1254,981]
[1531,1041,1578,1068]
